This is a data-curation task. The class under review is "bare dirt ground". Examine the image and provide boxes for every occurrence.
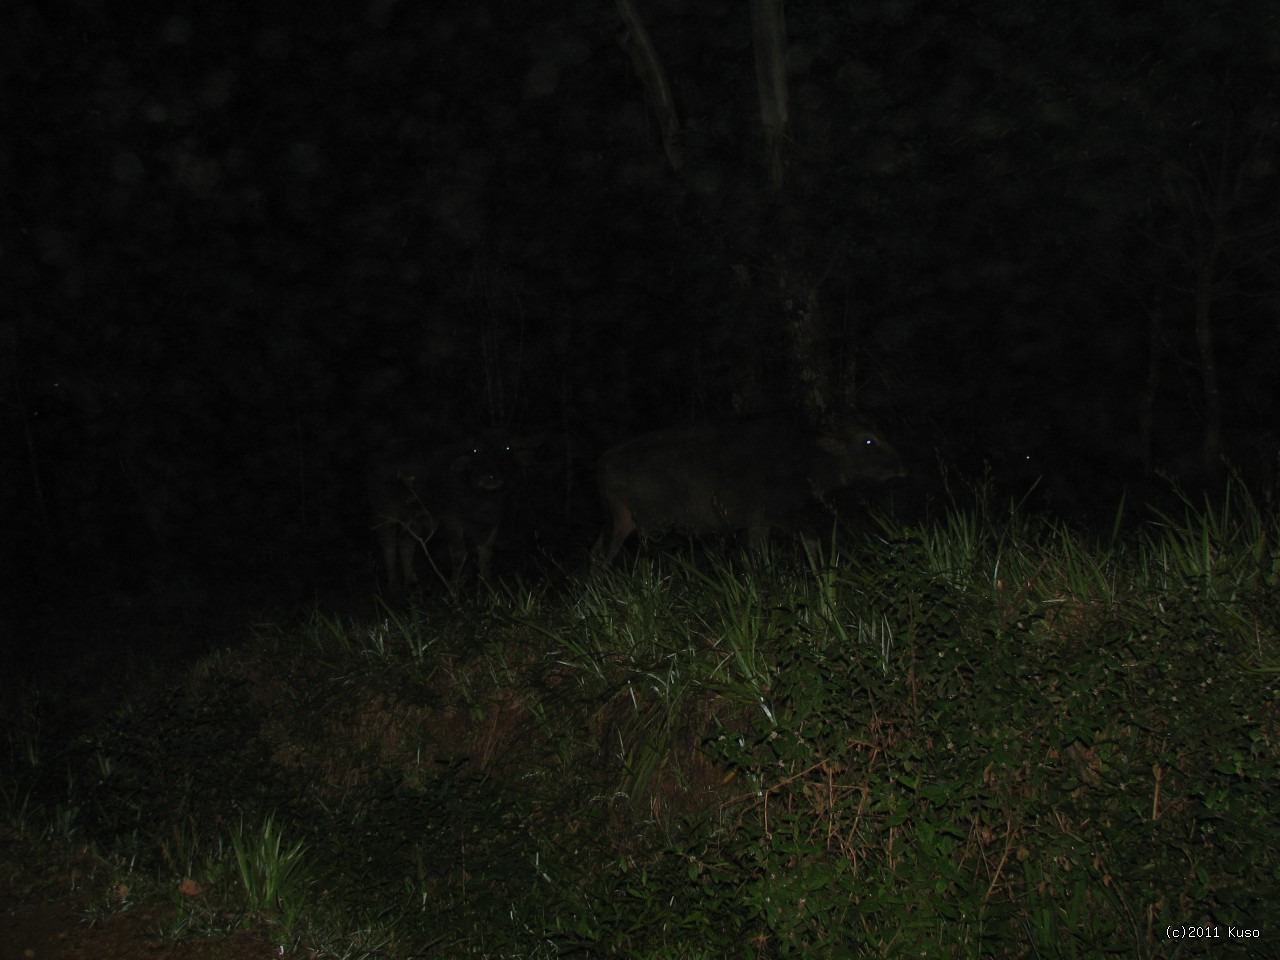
[0,832,294,960]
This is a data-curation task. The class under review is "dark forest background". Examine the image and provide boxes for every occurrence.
[3,0,1279,638]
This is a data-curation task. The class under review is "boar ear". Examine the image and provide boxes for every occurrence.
[450,453,471,473]
[513,432,546,452]
[814,435,848,457]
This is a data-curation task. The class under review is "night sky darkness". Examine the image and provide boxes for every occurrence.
[3,1,1279,656]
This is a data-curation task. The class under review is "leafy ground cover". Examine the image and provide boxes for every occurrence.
[3,486,1278,957]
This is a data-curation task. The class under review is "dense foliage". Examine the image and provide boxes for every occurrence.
[4,488,1277,956]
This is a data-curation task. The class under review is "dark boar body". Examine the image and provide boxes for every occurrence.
[597,417,903,560]
[369,430,531,591]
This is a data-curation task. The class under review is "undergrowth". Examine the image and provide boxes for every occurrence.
[2,483,1278,957]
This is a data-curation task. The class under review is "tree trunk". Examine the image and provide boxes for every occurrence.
[3,323,51,533]
[1193,230,1223,475]
[1192,134,1237,479]
[1138,283,1163,477]
[777,263,829,422]
[615,0,683,173]
[749,0,789,187]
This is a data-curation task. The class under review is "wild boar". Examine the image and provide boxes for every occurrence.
[369,431,532,591]
[597,417,903,560]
